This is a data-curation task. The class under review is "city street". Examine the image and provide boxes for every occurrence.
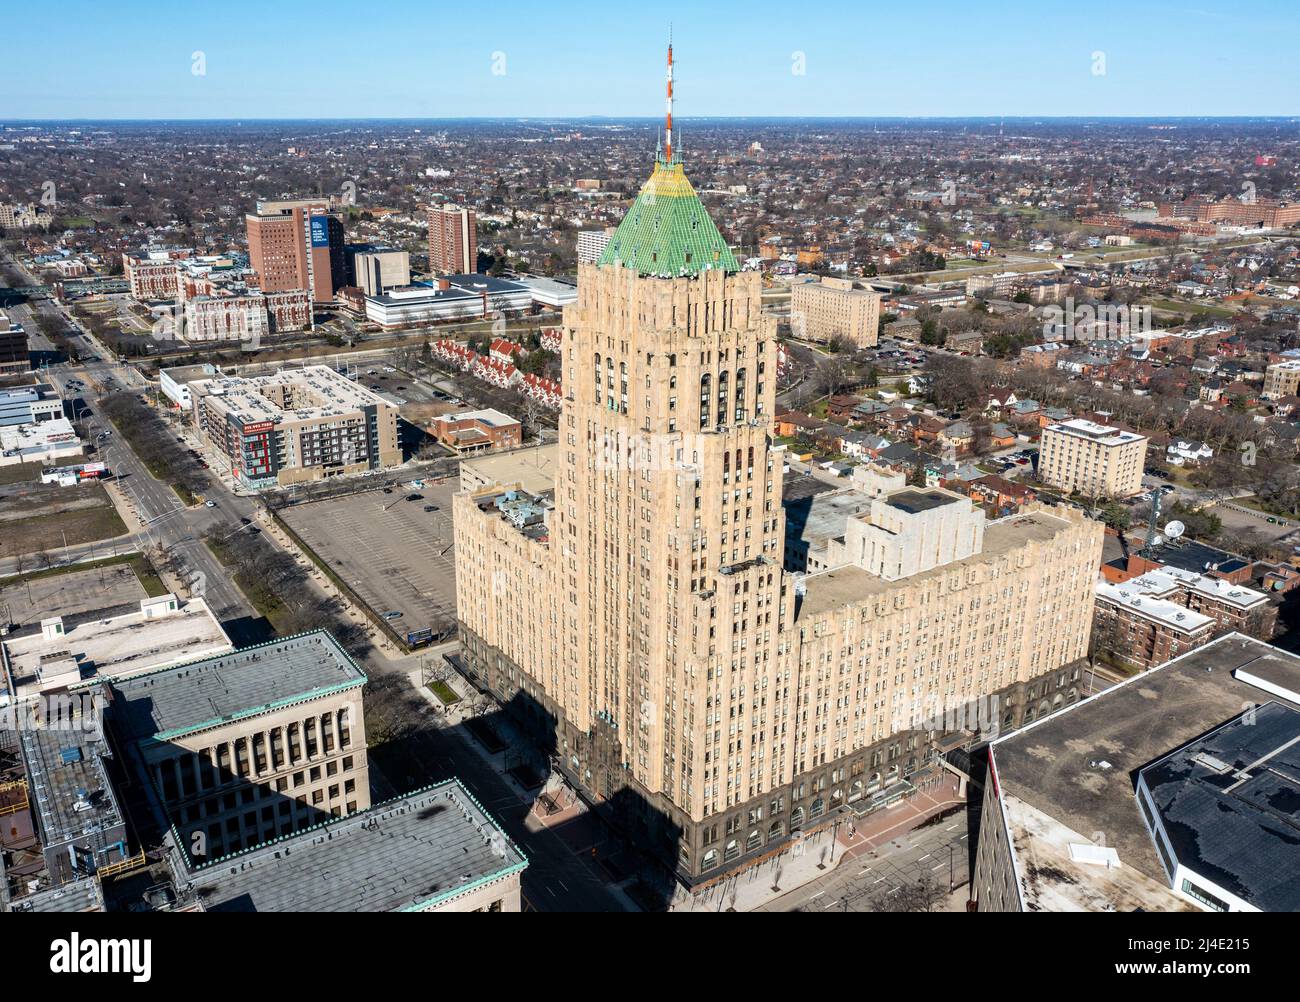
[757,812,971,913]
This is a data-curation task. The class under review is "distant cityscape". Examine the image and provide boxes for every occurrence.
[0,20,1298,938]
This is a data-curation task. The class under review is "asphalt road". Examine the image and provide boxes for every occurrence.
[757,812,971,912]
[5,271,261,631]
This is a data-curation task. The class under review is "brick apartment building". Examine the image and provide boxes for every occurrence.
[1093,567,1275,670]
[427,203,478,275]
[246,198,345,303]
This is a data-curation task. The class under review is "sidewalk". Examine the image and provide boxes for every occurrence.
[671,773,966,913]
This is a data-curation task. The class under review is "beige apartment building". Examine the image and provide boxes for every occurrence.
[188,365,401,489]
[453,134,1104,888]
[1263,360,1300,401]
[1039,418,1147,497]
[106,630,370,863]
[790,276,881,347]
[351,248,411,296]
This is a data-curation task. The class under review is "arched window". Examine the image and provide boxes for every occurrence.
[702,849,717,870]
[768,820,784,840]
[723,839,740,862]
[810,798,825,820]
[790,806,805,828]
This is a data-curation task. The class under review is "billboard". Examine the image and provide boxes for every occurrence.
[243,421,274,435]
[309,215,330,248]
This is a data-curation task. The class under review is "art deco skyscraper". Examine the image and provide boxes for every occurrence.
[454,47,1101,888]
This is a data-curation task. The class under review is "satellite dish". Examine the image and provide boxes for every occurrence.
[1164,520,1185,540]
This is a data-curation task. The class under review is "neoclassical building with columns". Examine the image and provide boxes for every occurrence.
[106,630,370,864]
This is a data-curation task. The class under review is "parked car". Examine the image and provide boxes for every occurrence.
[383,610,403,620]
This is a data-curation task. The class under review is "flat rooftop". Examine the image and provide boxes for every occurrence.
[782,473,838,505]
[438,408,517,428]
[885,489,960,515]
[990,634,1300,911]
[1140,702,1300,912]
[1048,418,1145,446]
[459,442,557,495]
[1127,567,1268,612]
[785,487,871,549]
[186,781,527,912]
[109,630,366,745]
[798,508,1076,620]
[1149,537,1248,577]
[369,274,527,306]
[190,365,395,426]
[1095,578,1215,633]
[17,697,124,855]
[161,363,218,383]
[4,598,232,701]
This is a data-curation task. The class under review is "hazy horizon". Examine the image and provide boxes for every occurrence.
[2,0,1297,120]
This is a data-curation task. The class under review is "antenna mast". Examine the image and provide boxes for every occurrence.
[665,35,674,163]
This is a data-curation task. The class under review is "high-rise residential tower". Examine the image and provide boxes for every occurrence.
[454,49,1102,890]
[246,198,345,303]
[427,203,478,274]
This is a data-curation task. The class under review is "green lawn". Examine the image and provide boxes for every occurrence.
[1145,298,1239,318]
[428,680,461,706]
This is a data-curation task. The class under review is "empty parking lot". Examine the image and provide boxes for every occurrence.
[279,478,458,640]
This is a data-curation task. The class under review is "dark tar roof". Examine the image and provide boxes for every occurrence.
[1139,701,1300,912]
[991,635,1300,901]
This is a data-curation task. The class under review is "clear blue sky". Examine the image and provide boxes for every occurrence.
[2,0,1297,120]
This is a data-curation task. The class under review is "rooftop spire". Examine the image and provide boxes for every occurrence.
[664,36,674,164]
[596,43,738,277]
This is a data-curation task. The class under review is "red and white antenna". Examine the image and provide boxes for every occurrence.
[665,34,674,163]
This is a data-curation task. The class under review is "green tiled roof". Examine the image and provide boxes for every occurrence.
[597,153,740,277]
